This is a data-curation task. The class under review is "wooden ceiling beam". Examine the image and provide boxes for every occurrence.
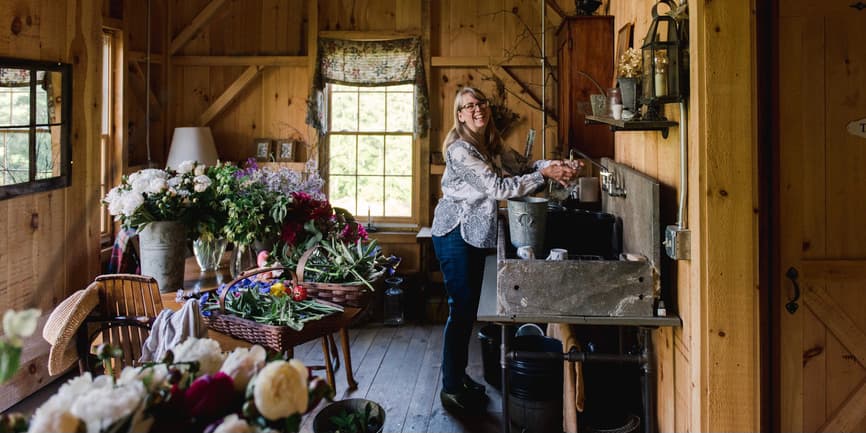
[488,65,556,123]
[172,56,308,67]
[431,56,553,67]
[199,65,265,126]
[169,0,228,56]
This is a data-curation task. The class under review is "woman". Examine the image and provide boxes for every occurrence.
[431,86,580,411]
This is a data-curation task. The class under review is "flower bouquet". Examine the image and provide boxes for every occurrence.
[267,193,389,308]
[5,338,335,433]
[617,47,643,115]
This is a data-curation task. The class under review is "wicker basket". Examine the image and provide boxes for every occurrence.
[296,247,377,308]
[203,266,339,353]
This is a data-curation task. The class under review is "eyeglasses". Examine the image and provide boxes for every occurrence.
[460,100,489,111]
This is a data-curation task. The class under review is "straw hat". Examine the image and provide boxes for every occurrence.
[43,283,100,376]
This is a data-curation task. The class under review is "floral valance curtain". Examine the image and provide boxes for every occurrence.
[306,36,430,137]
[0,69,46,87]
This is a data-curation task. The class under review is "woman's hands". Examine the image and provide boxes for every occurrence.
[541,160,583,187]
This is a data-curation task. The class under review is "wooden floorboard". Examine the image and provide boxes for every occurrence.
[299,323,505,433]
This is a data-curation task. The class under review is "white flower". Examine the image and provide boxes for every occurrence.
[172,337,225,375]
[117,364,169,392]
[194,163,207,176]
[104,187,125,215]
[120,192,144,217]
[27,409,83,433]
[220,345,267,392]
[70,381,146,433]
[176,160,195,174]
[212,414,254,433]
[193,175,212,193]
[3,309,40,343]
[253,360,308,420]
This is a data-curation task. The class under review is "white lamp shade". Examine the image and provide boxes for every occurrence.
[166,127,218,169]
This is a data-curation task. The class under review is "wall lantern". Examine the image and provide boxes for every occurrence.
[641,0,686,119]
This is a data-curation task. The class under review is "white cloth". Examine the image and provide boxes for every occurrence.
[139,300,208,362]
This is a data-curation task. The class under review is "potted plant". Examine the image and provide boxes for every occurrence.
[312,399,385,433]
[103,161,215,292]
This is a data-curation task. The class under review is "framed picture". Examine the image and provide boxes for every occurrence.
[615,23,635,85]
[254,138,273,161]
[275,139,295,162]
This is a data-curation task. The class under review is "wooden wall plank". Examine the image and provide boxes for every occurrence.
[199,65,264,125]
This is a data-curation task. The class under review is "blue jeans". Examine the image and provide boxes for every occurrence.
[432,226,487,393]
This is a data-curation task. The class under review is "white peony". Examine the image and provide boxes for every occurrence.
[220,345,267,392]
[70,381,146,433]
[117,364,169,392]
[212,414,254,433]
[2,308,40,342]
[193,175,212,192]
[120,191,144,217]
[176,160,195,174]
[194,163,207,176]
[253,360,308,420]
[27,409,83,433]
[172,337,225,375]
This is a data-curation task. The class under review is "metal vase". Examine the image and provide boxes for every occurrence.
[193,237,227,272]
[507,197,549,255]
[618,77,641,113]
[138,221,187,293]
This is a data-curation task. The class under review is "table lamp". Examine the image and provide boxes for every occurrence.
[166,126,218,170]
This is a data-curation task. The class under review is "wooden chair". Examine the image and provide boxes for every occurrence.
[76,274,163,375]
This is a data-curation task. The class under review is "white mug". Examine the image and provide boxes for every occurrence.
[516,246,536,260]
[546,248,568,261]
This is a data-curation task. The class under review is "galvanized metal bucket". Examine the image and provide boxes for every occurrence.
[507,197,548,254]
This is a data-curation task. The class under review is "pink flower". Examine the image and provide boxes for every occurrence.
[183,372,238,422]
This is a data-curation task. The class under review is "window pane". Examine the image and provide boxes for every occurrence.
[358,92,385,131]
[11,89,30,126]
[35,131,54,179]
[358,176,384,216]
[386,92,414,132]
[331,92,358,132]
[0,91,10,126]
[358,135,384,175]
[385,135,412,176]
[328,175,357,215]
[4,132,29,185]
[35,87,48,124]
[388,84,414,92]
[385,177,412,217]
[330,83,356,92]
[328,135,356,175]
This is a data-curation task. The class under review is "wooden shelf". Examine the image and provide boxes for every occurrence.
[585,115,678,139]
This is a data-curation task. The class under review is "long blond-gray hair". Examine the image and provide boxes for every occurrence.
[441,86,503,160]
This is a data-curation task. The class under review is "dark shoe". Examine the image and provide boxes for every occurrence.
[463,375,486,394]
[440,389,484,412]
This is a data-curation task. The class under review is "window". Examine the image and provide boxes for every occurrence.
[100,31,119,240]
[0,58,71,200]
[327,84,415,220]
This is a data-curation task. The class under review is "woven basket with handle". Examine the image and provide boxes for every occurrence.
[203,266,340,353]
[296,246,378,308]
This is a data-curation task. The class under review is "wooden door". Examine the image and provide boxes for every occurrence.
[555,17,614,158]
[778,1,866,431]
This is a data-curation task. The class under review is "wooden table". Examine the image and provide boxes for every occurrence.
[160,255,360,390]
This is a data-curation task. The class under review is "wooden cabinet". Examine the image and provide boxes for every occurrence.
[556,17,615,158]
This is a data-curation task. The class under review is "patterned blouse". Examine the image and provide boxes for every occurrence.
[431,139,550,248]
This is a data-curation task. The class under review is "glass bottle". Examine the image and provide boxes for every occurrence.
[383,276,405,326]
[229,243,257,279]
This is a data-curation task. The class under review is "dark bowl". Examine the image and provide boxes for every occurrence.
[313,399,386,433]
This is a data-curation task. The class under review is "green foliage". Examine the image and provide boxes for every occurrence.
[328,402,381,433]
[200,279,343,330]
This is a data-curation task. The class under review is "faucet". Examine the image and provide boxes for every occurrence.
[568,149,626,197]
